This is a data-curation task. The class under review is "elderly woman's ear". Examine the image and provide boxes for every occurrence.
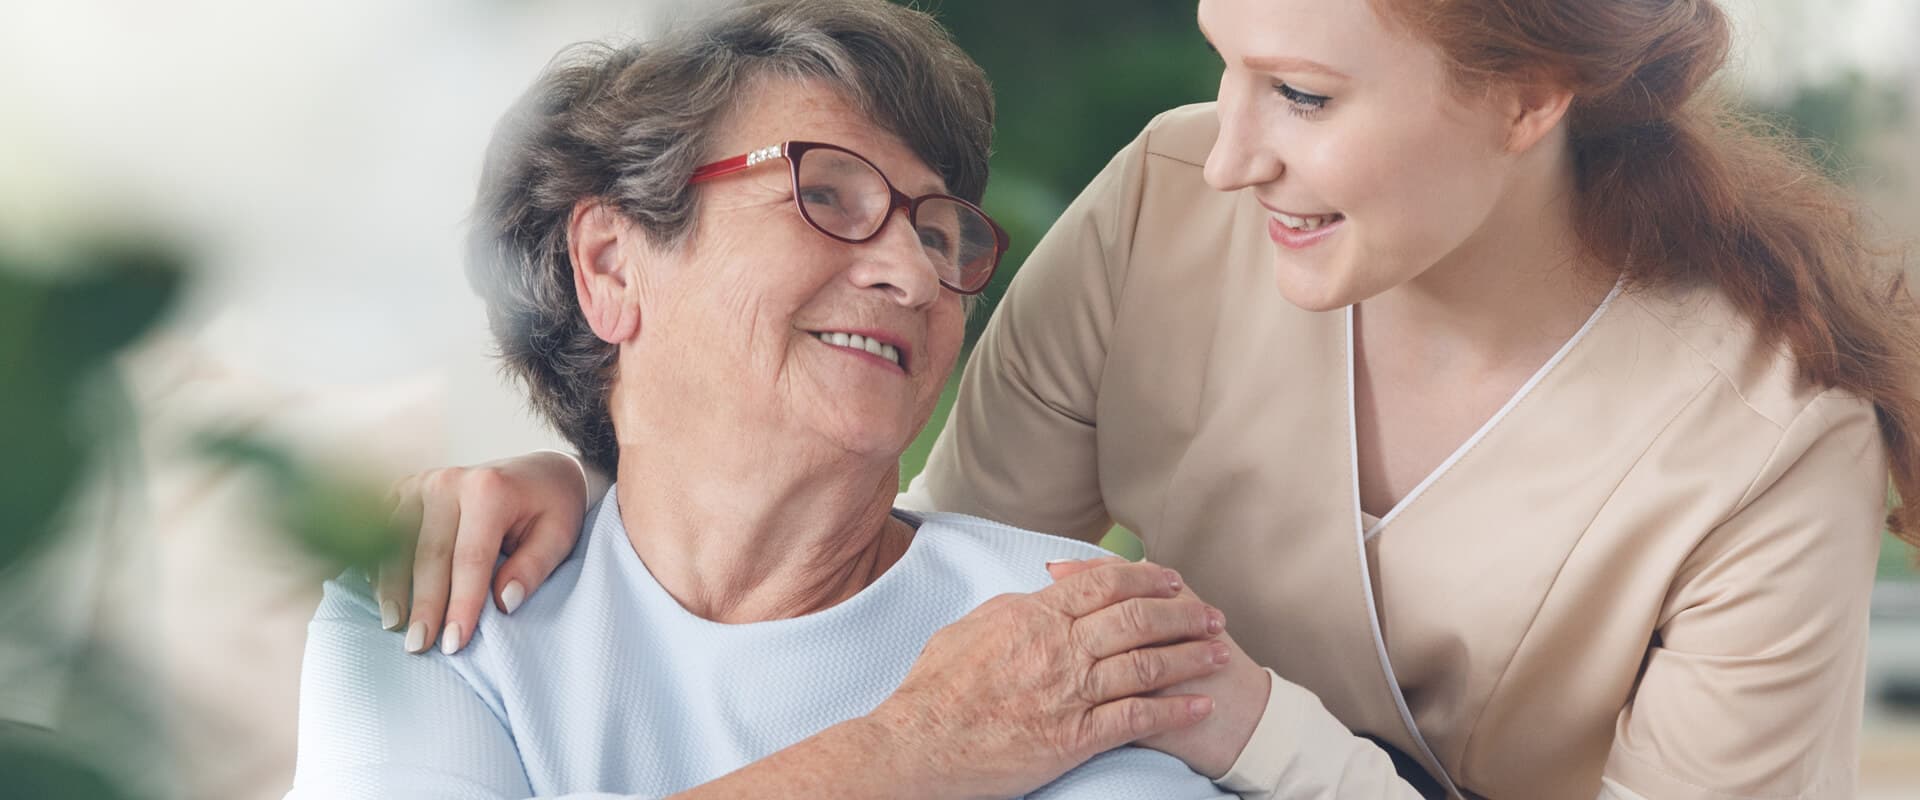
[568,199,646,344]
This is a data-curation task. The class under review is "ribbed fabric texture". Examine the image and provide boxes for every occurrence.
[287,488,1231,799]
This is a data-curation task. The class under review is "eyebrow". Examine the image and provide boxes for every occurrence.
[1196,19,1351,81]
[1242,55,1349,80]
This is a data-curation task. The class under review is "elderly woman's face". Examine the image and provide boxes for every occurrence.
[613,78,967,462]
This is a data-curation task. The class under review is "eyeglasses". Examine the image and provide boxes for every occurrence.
[688,141,1008,295]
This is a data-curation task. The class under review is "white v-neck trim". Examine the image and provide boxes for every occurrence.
[1342,304,1460,798]
[1354,280,1623,541]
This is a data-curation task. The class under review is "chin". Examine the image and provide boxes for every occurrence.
[1271,255,1358,313]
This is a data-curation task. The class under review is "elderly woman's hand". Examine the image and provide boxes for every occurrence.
[868,559,1231,799]
[1045,560,1272,779]
[378,451,589,654]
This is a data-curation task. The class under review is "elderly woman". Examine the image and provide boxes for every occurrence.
[286,2,1248,798]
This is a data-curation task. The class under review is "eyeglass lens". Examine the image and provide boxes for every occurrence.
[794,148,997,291]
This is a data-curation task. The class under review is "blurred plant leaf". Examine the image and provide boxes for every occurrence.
[38,243,186,376]
[0,379,85,571]
[197,431,408,570]
[0,241,182,573]
[0,721,135,800]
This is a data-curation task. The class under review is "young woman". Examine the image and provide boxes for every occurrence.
[382,1,1917,796]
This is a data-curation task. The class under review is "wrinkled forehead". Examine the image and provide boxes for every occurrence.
[709,75,950,197]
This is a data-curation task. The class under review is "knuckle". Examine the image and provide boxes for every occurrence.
[1118,599,1152,635]
[1124,699,1154,736]
[423,467,466,496]
[1129,651,1162,688]
[416,536,455,562]
[452,547,497,572]
[460,467,510,498]
[1080,663,1107,702]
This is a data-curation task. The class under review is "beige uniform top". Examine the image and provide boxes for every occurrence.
[903,103,1888,799]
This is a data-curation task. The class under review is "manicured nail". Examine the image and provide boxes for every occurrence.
[501,581,526,615]
[1210,640,1231,665]
[404,621,429,653]
[380,600,401,631]
[1188,697,1214,718]
[1164,569,1182,592]
[441,622,463,656]
[1207,608,1225,634]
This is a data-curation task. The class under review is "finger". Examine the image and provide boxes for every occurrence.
[1043,561,1184,618]
[1072,597,1223,659]
[1084,694,1214,752]
[494,513,579,615]
[1083,639,1231,704]
[442,473,514,655]
[1044,555,1126,581]
[374,487,424,632]
[405,484,461,655]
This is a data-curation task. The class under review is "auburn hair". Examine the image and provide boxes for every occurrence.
[1372,0,1920,546]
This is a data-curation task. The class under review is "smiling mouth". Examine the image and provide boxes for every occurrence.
[809,330,906,370]
[1272,211,1345,232]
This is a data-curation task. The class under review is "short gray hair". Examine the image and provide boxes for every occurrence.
[466,0,995,475]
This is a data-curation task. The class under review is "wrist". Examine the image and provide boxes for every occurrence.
[531,448,591,495]
[856,702,981,800]
[1199,661,1273,779]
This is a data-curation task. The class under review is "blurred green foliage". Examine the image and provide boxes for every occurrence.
[0,242,183,573]
[0,721,129,800]
[0,241,185,800]
[911,0,1219,338]
[197,432,410,571]
[1757,69,1909,179]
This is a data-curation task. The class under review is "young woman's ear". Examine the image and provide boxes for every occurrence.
[568,200,644,344]
[1502,79,1576,154]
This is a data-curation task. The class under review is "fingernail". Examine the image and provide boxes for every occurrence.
[1164,569,1182,592]
[1207,609,1225,634]
[1210,640,1231,665]
[1188,697,1214,717]
[405,621,429,653]
[380,600,401,631]
[501,580,526,615]
[1044,558,1076,566]
[441,622,463,655]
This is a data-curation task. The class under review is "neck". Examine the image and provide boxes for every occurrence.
[610,416,911,624]
[1361,150,1618,373]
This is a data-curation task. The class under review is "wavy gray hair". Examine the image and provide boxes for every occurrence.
[466,0,995,475]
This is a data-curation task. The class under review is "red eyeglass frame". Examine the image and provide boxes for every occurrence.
[687,140,1009,295]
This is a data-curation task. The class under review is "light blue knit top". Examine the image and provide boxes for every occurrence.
[287,488,1233,799]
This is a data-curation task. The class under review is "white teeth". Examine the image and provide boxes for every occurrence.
[811,331,903,368]
[1275,212,1341,232]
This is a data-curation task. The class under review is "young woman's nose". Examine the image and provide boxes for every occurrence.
[1203,75,1285,192]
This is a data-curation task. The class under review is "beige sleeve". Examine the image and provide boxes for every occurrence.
[1215,670,1423,799]
[905,127,1153,543]
[1603,392,1886,799]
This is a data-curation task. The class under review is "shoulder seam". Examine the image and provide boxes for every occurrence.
[1623,291,1797,432]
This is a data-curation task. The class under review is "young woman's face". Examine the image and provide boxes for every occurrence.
[1197,0,1531,311]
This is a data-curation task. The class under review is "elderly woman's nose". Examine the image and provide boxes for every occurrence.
[846,213,943,307]
[1203,82,1283,192]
